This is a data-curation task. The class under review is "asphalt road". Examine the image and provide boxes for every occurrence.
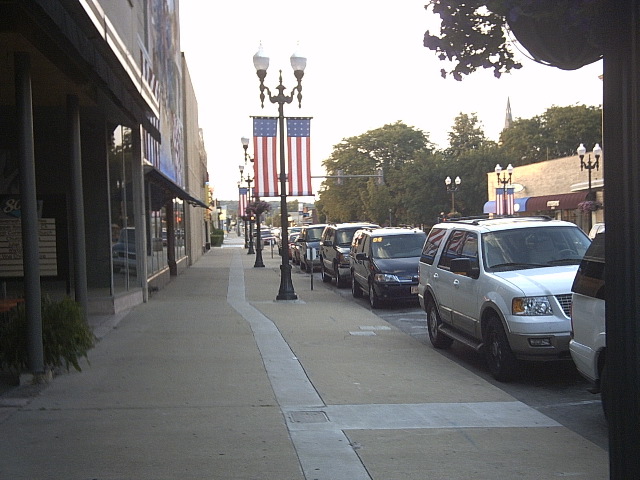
[324,278,610,452]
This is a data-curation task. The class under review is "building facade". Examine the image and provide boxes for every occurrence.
[485,150,604,232]
[0,0,209,338]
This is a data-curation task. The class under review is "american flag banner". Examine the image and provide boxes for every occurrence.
[495,187,515,215]
[238,187,248,217]
[287,117,312,196]
[253,117,279,197]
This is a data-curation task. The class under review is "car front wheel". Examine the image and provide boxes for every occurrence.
[484,316,518,382]
[426,298,453,349]
[369,282,382,309]
[336,263,348,288]
[321,262,332,283]
[351,274,363,298]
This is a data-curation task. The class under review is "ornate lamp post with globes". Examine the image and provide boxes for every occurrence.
[445,175,461,215]
[577,143,602,232]
[239,164,255,254]
[494,163,514,216]
[242,137,265,268]
[252,43,306,300]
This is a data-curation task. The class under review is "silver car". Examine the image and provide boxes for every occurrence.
[570,231,607,417]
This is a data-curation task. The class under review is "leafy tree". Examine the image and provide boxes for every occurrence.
[439,113,502,216]
[499,104,602,163]
[423,2,603,80]
[319,122,431,222]
[446,113,495,157]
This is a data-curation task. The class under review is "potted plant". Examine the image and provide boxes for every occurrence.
[0,296,95,379]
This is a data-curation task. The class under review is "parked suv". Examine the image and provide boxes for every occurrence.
[320,223,379,287]
[417,216,591,381]
[296,224,327,272]
[351,227,426,308]
[570,231,607,417]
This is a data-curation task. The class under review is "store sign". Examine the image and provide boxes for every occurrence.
[547,200,560,209]
[0,218,57,277]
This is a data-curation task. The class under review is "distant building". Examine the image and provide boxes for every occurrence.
[485,150,604,232]
[504,97,513,130]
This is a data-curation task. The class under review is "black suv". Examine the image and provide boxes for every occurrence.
[320,223,378,287]
[350,227,426,308]
[295,224,327,272]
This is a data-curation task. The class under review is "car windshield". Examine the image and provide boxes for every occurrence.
[307,227,324,241]
[336,228,360,246]
[482,226,591,271]
[371,233,427,259]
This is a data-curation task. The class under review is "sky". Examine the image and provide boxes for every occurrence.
[178,0,603,202]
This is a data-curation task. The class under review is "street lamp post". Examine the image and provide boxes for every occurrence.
[242,137,265,268]
[495,164,514,216]
[577,143,602,231]
[252,43,306,300]
[240,164,255,255]
[238,174,249,248]
[445,176,461,215]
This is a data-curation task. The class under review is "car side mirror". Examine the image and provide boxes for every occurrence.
[355,252,368,261]
[450,258,480,279]
[322,240,333,247]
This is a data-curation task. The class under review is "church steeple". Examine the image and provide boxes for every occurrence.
[504,97,513,130]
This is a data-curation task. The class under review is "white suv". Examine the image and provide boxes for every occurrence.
[569,231,607,417]
[418,216,591,381]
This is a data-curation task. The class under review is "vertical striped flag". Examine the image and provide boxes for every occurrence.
[253,117,279,197]
[495,187,515,215]
[287,117,312,196]
[238,187,248,217]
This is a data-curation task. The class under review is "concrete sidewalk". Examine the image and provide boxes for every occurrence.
[0,235,609,479]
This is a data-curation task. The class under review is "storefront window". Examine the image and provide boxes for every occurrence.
[148,201,168,275]
[109,125,137,294]
[174,198,186,260]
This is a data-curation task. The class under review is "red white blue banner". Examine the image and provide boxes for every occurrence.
[495,187,515,215]
[238,187,248,217]
[286,117,312,196]
[253,117,279,197]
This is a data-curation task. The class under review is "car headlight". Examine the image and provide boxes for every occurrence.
[512,296,553,316]
[374,273,400,283]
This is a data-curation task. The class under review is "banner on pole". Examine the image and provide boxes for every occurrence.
[253,117,279,197]
[286,117,312,196]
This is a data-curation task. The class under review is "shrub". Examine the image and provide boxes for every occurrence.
[210,228,224,247]
[0,296,95,373]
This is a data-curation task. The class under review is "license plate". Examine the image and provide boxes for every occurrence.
[411,286,418,294]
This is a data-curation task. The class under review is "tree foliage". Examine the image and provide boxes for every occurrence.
[316,105,599,228]
[423,1,522,80]
[423,1,603,80]
[318,122,432,224]
[499,104,602,163]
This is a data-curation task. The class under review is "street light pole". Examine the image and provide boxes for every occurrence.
[240,163,255,255]
[242,137,265,268]
[253,43,306,301]
[445,176,461,215]
[239,167,250,249]
[495,164,514,216]
[577,143,602,232]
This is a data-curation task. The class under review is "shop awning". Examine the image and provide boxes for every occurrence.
[525,192,589,212]
[144,165,209,209]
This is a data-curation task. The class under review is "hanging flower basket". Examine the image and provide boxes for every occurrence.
[246,200,271,216]
[578,200,602,213]
[504,0,604,70]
